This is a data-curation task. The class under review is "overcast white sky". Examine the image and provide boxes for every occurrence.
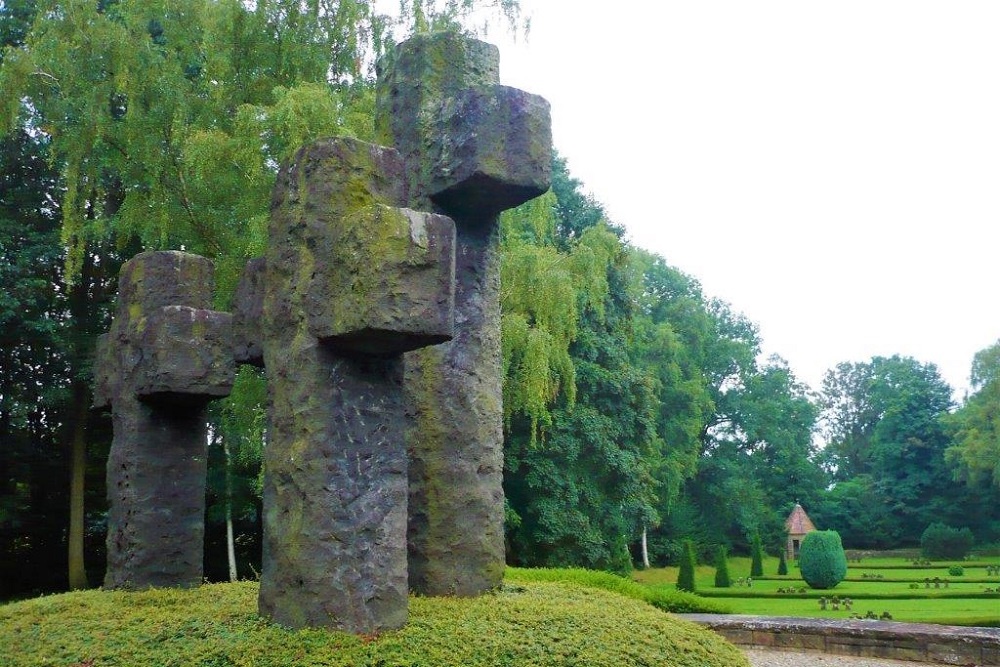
[478,1,1000,399]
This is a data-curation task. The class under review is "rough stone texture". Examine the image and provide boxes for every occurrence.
[231,257,265,367]
[376,31,552,596]
[683,614,1000,666]
[133,306,234,402]
[96,251,235,589]
[258,136,455,632]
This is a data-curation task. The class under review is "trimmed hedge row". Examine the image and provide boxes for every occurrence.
[506,567,731,613]
[697,589,1000,600]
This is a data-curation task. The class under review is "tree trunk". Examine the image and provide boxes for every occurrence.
[641,526,650,570]
[224,437,238,582]
[67,366,90,590]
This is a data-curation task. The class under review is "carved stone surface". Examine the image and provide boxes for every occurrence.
[258,136,455,632]
[96,250,235,590]
[134,306,234,402]
[376,31,552,597]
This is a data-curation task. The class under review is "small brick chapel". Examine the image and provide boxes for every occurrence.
[785,503,817,560]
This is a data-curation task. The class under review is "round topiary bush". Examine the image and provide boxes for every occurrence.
[799,530,848,590]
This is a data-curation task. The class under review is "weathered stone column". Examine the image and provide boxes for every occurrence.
[375,31,552,596]
[94,251,235,589]
[258,137,455,631]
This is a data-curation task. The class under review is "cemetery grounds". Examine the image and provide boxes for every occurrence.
[634,554,1000,626]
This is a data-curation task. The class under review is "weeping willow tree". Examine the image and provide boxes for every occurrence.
[500,190,619,442]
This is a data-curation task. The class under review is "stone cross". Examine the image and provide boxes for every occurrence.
[255,137,456,632]
[93,251,235,589]
[375,31,552,596]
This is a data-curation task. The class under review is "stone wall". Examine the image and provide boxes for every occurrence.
[683,614,1000,665]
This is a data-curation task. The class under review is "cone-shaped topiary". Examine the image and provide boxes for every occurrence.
[750,534,764,577]
[677,539,697,592]
[799,530,848,589]
[714,545,731,588]
[777,549,788,575]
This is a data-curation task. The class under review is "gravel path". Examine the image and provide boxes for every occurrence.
[743,649,939,667]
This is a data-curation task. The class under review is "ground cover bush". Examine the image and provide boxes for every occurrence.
[798,531,848,589]
[922,523,975,560]
[0,580,749,667]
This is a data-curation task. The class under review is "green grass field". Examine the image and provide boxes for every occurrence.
[633,555,1000,626]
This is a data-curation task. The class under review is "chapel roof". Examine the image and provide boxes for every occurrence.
[785,503,817,535]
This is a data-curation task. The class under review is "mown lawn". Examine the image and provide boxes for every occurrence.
[634,555,1000,626]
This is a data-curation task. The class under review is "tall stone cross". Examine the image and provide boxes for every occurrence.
[93,251,235,589]
[256,137,456,632]
[375,32,552,596]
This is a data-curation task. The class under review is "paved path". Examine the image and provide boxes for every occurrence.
[744,649,941,667]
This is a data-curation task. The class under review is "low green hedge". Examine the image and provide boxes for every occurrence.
[698,589,1000,600]
[506,567,731,613]
[0,580,748,667]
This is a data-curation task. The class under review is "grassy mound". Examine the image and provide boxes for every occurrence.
[0,581,748,667]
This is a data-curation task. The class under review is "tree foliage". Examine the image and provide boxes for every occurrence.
[945,341,1000,489]
[815,355,982,545]
[920,522,974,561]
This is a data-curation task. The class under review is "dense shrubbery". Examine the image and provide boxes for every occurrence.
[777,550,788,575]
[677,540,697,592]
[799,530,848,589]
[0,580,749,667]
[921,523,975,560]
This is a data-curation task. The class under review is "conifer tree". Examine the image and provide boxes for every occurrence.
[714,545,731,588]
[677,540,697,592]
[751,534,765,577]
[777,549,788,575]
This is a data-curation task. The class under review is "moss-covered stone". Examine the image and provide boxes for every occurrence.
[268,136,455,355]
[377,31,552,597]
[96,251,235,591]
[259,135,456,633]
[231,257,265,367]
[133,306,234,402]
[376,33,551,216]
